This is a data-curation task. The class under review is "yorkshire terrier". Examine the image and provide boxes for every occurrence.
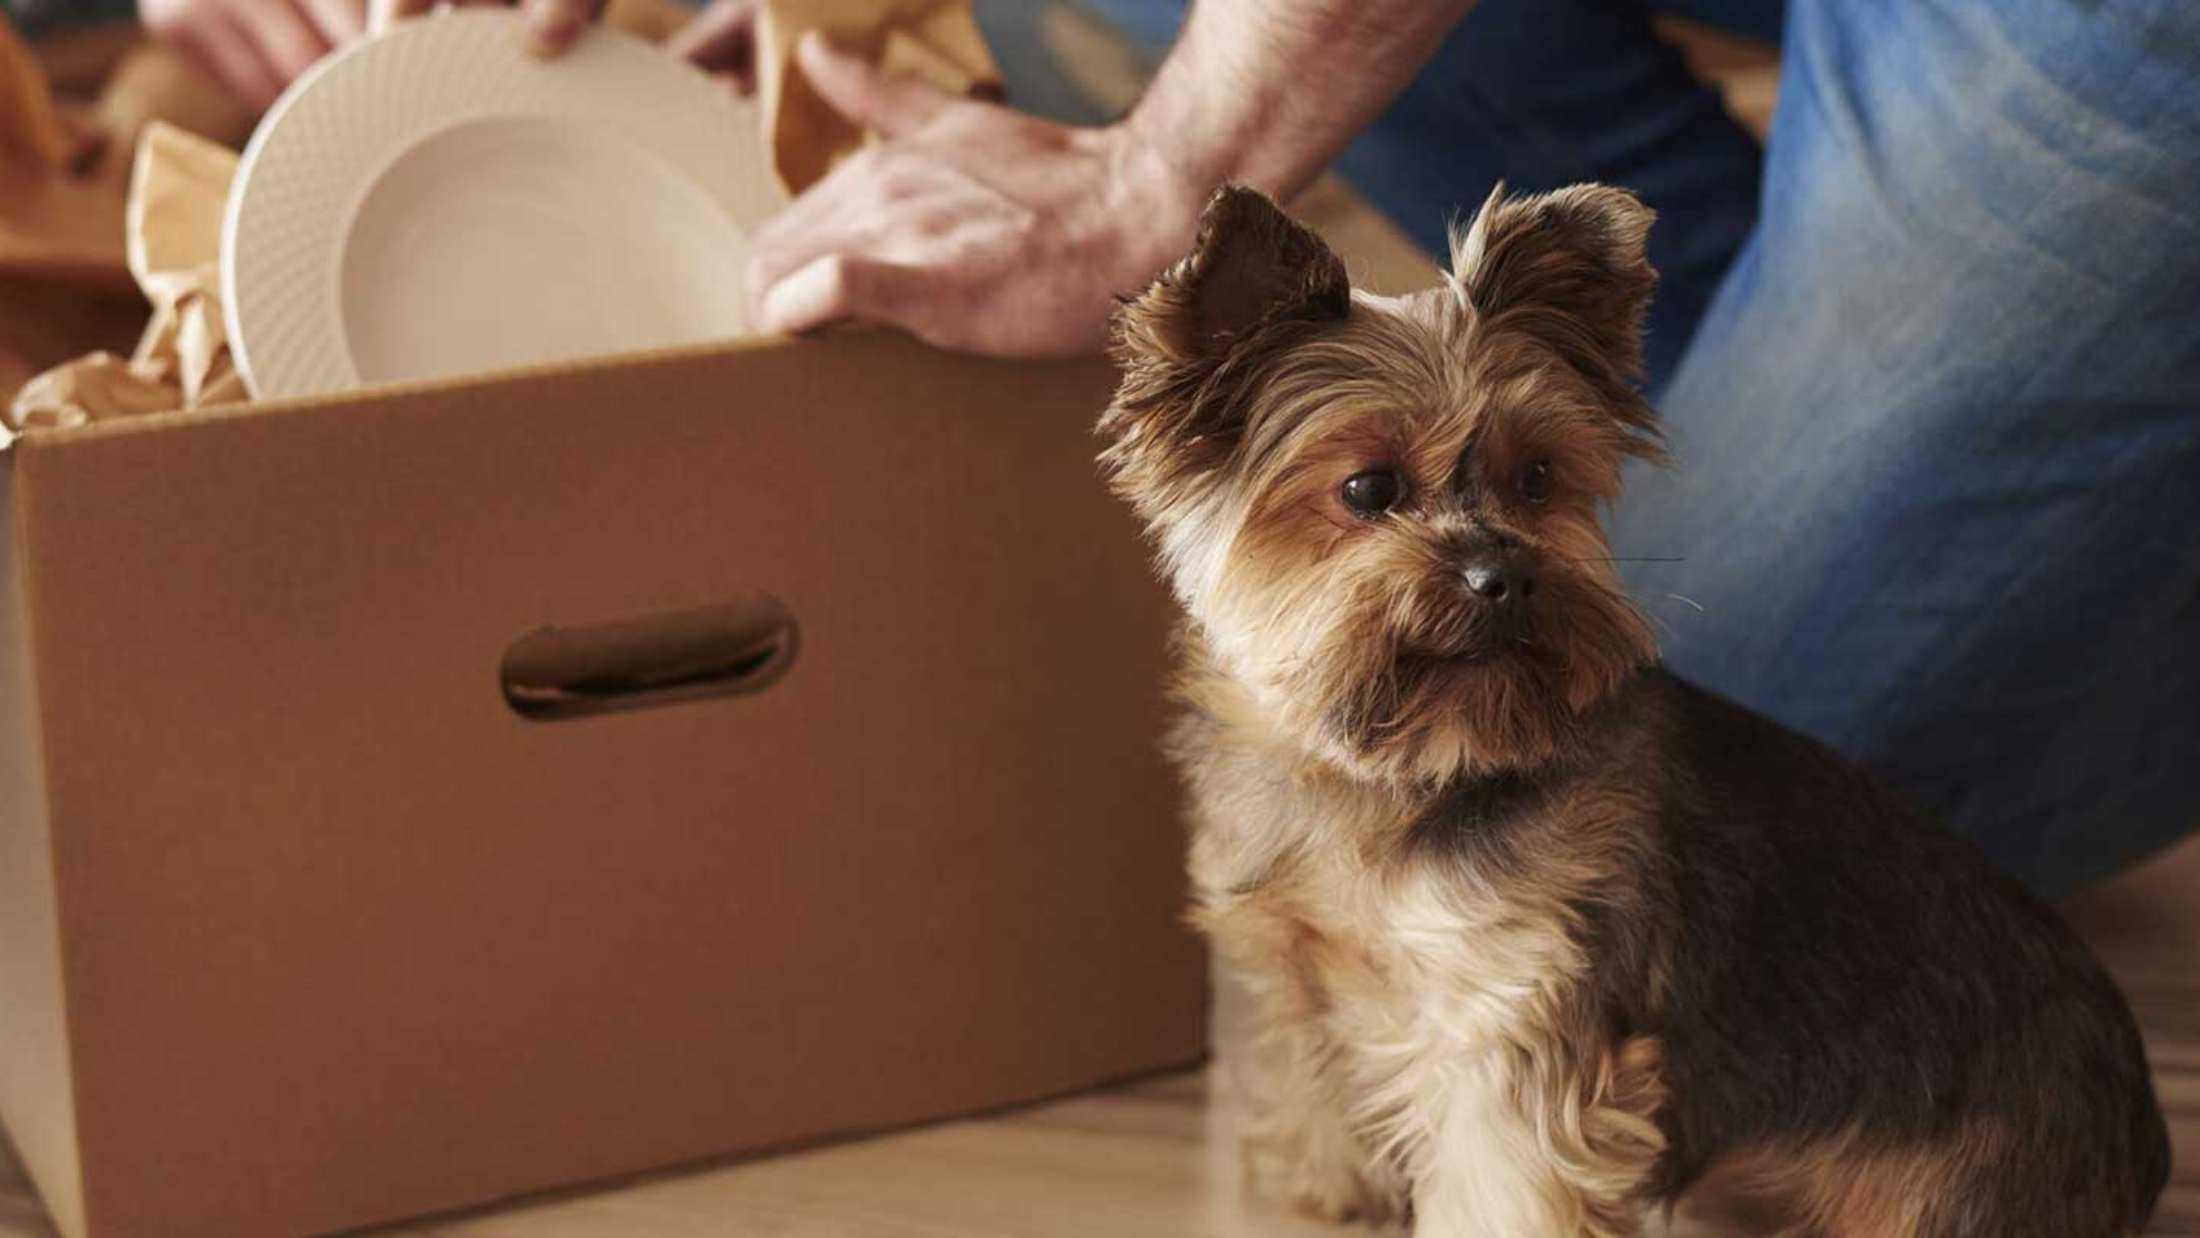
[1097,185,2168,1237]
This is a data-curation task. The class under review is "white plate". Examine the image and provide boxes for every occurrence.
[223,10,780,402]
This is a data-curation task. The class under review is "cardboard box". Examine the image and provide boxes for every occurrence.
[0,332,1206,1237]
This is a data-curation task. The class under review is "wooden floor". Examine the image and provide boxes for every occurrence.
[3,833,2193,1237]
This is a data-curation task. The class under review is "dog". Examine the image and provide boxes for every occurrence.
[1096,184,2169,1237]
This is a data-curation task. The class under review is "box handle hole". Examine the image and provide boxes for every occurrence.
[501,595,797,721]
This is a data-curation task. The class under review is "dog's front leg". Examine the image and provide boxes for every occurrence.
[1410,1043,1663,1238]
[1227,973,1410,1226]
[1407,1060,1584,1238]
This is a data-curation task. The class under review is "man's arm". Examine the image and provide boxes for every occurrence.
[744,0,1474,356]
[1124,0,1475,204]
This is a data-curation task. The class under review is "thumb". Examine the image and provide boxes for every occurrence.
[756,253,928,337]
[668,0,757,91]
[795,29,950,139]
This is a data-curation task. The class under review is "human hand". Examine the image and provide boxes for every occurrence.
[744,31,1209,357]
[141,0,364,110]
[363,0,594,55]
[363,0,748,68]
[664,0,756,90]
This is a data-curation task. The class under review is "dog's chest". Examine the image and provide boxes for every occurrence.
[1177,699,1603,1185]
[1185,744,1581,1054]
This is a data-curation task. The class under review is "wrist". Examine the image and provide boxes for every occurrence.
[1097,116,1214,282]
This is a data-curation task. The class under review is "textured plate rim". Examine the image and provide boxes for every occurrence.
[221,10,779,403]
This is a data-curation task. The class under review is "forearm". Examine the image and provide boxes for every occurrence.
[1121,0,1477,201]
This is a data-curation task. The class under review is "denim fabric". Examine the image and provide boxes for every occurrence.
[1064,0,1774,391]
[4,0,135,42]
[1058,0,2200,895]
[1615,0,2200,895]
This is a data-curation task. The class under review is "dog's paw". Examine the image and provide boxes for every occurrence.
[1245,1132,1409,1227]
[1283,1178,1406,1226]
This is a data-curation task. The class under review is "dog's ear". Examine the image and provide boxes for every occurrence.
[1451,184,1656,406]
[1100,188,1348,509]
[1114,185,1351,368]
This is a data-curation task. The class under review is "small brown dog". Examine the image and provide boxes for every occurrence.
[1098,185,2169,1237]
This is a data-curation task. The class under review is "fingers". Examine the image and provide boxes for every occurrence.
[191,19,286,109]
[365,0,433,36]
[741,153,899,322]
[794,29,949,140]
[295,0,365,46]
[755,253,929,338]
[666,0,755,93]
[517,0,603,55]
[362,0,601,58]
[250,0,334,84]
[741,34,984,343]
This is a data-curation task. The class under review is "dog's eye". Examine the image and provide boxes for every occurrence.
[1518,459,1556,504]
[1341,469,1404,516]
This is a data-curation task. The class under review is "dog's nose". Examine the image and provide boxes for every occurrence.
[1461,558,1531,603]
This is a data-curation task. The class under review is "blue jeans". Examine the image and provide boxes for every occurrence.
[3,0,135,42]
[1021,0,2200,897]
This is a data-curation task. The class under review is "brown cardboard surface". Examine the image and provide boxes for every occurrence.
[0,332,1204,1237]
[0,461,84,1238]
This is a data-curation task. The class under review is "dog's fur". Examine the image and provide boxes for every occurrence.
[1097,184,2170,1237]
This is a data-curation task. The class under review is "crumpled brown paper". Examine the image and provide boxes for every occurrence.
[758,0,998,196]
[5,121,244,445]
